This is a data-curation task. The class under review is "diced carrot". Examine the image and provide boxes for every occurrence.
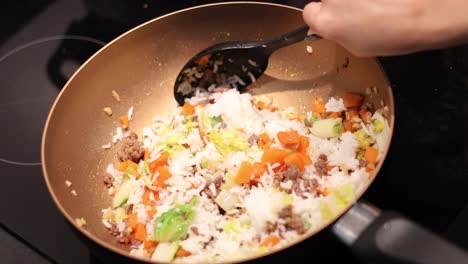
[146,204,157,217]
[343,119,354,132]
[259,235,280,248]
[257,101,266,110]
[118,160,129,172]
[148,152,169,174]
[258,132,272,147]
[235,161,254,184]
[297,152,312,166]
[127,160,140,179]
[195,54,211,65]
[316,184,329,196]
[142,189,159,205]
[277,130,300,147]
[154,166,172,188]
[134,223,147,242]
[252,162,267,179]
[267,105,278,112]
[328,112,341,118]
[176,246,192,257]
[181,102,195,116]
[364,146,378,164]
[343,93,364,108]
[297,136,309,154]
[345,110,359,120]
[144,240,158,249]
[119,115,129,129]
[284,153,305,172]
[261,148,290,165]
[144,149,149,160]
[126,212,138,231]
[312,96,326,114]
[365,165,374,173]
[359,108,372,123]
[326,164,335,171]
[199,131,206,146]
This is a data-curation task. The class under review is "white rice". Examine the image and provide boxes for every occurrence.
[101,89,389,263]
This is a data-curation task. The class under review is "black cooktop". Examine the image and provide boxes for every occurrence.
[1,1,467,263]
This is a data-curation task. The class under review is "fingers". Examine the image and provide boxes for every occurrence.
[303,2,322,34]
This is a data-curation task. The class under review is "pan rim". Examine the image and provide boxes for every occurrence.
[41,1,395,263]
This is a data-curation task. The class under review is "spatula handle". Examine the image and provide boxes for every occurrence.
[261,25,321,54]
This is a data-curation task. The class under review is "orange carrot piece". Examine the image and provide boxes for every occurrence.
[176,246,192,257]
[364,147,378,164]
[154,166,172,188]
[267,105,278,112]
[257,101,266,110]
[261,148,290,165]
[252,162,267,179]
[142,189,159,205]
[117,161,129,172]
[195,54,211,65]
[119,115,129,129]
[297,136,310,154]
[127,160,140,179]
[258,132,272,147]
[343,93,364,108]
[326,164,335,171]
[277,130,300,147]
[260,235,280,248]
[297,152,312,166]
[235,161,254,184]
[181,102,195,116]
[135,223,147,242]
[328,112,341,118]
[148,152,169,174]
[312,96,326,114]
[359,108,371,123]
[284,153,305,172]
[316,184,329,196]
[146,204,157,217]
[144,240,158,249]
[144,149,150,160]
[126,212,138,231]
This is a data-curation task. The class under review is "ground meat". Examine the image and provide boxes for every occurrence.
[117,132,144,162]
[108,224,120,237]
[282,165,301,181]
[213,176,223,189]
[303,179,318,195]
[130,239,142,246]
[359,159,368,168]
[126,204,134,214]
[201,187,214,199]
[265,221,278,234]
[303,118,312,127]
[247,134,260,145]
[285,215,305,234]
[190,226,200,235]
[278,206,293,219]
[203,236,214,249]
[103,173,113,188]
[315,154,328,177]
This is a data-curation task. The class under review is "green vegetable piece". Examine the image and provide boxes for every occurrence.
[353,130,375,148]
[153,197,198,242]
[200,162,209,169]
[112,180,134,208]
[311,118,343,138]
[308,116,318,124]
[208,129,249,156]
[151,241,180,262]
[166,133,184,146]
[372,119,384,133]
[209,115,224,128]
[184,122,198,130]
[320,183,355,221]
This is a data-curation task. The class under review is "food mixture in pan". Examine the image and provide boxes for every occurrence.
[101,89,390,263]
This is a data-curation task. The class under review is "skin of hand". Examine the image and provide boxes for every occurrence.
[303,0,468,57]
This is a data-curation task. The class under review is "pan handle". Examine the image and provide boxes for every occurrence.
[332,202,468,264]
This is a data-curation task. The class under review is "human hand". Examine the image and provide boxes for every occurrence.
[303,0,468,57]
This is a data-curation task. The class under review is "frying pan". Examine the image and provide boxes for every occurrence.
[41,2,467,264]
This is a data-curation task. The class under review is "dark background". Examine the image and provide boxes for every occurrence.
[0,0,467,263]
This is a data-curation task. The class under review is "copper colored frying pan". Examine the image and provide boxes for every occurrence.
[41,2,467,264]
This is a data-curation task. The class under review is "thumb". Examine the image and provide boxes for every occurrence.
[303,2,322,35]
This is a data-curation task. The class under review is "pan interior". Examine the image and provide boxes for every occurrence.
[42,2,394,263]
